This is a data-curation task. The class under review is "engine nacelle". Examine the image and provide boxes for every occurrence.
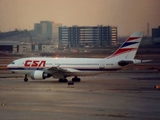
[30,70,51,80]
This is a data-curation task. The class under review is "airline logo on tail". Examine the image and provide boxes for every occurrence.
[107,32,143,59]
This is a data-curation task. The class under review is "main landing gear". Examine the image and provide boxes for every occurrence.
[72,76,81,82]
[58,78,68,82]
[58,76,81,83]
[24,74,28,82]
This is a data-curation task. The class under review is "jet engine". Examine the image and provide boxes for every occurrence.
[30,70,51,80]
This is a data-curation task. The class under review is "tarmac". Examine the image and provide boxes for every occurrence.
[0,71,160,120]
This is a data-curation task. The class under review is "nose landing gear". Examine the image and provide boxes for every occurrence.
[24,74,28,82]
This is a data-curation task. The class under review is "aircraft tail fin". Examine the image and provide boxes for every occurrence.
[107,31,143,59]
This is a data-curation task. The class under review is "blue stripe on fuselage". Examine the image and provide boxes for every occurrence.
[8,68,44,70]
[8,67,120,71]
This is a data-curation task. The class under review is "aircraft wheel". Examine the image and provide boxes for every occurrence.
[59,78,68,83]
[72,78,81,82]
[72,78,76,82]
[64,79,68,82]
[24,78,28,82]
[59,78,63,82]
[77,78,81,82]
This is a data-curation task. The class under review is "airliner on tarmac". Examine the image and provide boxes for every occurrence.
[7,31,145,82]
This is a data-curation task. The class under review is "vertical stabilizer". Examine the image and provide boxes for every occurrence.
[107,31,143,59]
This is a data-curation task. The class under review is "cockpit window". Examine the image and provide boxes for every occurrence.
[11,62,15,64]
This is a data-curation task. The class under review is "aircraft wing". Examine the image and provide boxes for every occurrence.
[43,66,80,75]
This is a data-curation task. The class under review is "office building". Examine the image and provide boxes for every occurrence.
[152,26,160,44]
[59,26,69,47]
[52,22,62,47]
[59,25,117,47]
[34,21,62,47]
[152,26,160,38]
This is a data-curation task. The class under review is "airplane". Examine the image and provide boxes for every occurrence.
[7,31,146,83]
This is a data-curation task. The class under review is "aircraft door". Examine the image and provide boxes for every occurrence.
[99,60,105,69]
[18,60,23,68]
[17,59,25,68]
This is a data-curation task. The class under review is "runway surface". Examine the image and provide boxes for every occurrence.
[0,71,160,120]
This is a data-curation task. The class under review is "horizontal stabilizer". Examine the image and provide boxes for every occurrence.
[118,60,134,66]
[141,60,152,63]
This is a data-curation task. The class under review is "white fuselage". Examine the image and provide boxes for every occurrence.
[8,57,121,77]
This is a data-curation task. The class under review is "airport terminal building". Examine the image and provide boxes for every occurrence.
[0,41,19,53]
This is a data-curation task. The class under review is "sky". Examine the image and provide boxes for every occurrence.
[0,0,160,36]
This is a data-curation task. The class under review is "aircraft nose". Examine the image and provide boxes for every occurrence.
[7,64,10,69]
[7,64,12,69]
